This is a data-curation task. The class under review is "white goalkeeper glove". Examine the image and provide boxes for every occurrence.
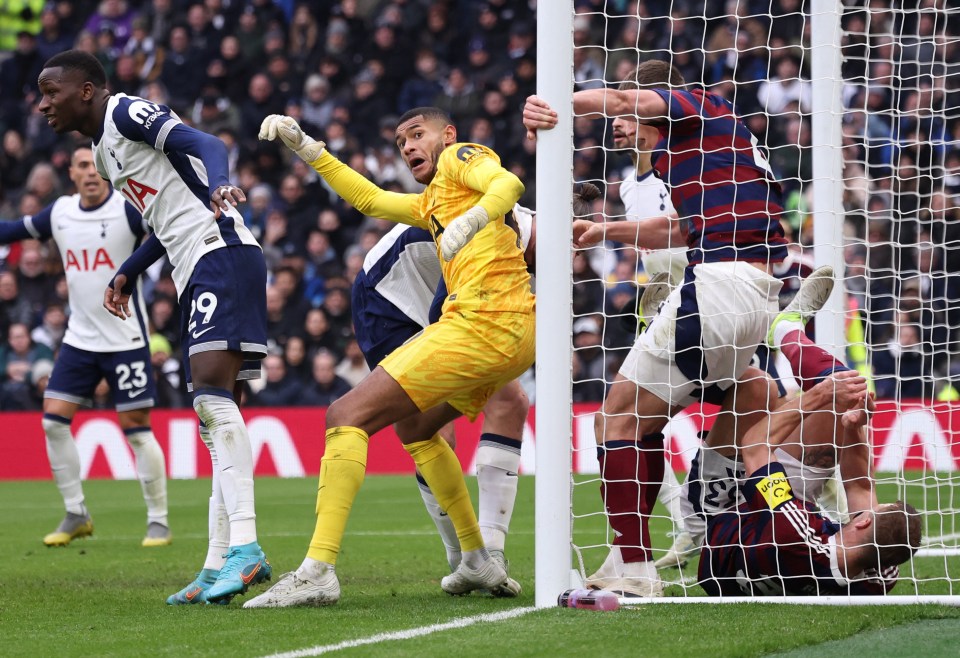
[440,206,490,261]
[258,114,326,162]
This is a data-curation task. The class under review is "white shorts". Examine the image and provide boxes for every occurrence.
[680,446,835,543]
[619,261,782,408]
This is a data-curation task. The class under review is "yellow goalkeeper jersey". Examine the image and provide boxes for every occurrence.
[309,142,534,315]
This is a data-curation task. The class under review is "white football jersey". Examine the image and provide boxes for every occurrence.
[93,93,259,295]
[620,166,688,283]
[23,190,150,352]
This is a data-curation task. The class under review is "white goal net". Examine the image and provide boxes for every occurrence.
[534,0,960,605]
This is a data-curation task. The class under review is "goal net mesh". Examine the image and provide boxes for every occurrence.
[565,0,960,600]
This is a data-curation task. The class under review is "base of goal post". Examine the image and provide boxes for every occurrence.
[617,595,960,606]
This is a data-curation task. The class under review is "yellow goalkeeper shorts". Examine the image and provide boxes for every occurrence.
[380,308,535,420]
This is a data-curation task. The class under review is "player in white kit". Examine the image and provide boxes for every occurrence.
[0,145,170,548]
[38,50,271,605]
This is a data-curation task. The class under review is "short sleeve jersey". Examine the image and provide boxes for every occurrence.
[650,88,789,266]
[92,93,259,294]
[23,191,150,352]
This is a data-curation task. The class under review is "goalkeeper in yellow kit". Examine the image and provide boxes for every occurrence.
[247,107,535,608]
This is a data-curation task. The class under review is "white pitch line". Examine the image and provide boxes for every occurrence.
[257,606,537,658]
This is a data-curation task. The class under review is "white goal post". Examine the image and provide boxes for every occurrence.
[534,0,960,607]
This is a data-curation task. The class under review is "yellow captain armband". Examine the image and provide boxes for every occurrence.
[756,471,794,509]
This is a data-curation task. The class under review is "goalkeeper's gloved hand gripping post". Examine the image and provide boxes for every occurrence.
[258,115,326,163]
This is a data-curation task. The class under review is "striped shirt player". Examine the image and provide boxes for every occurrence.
[522,61,792,597]
[699,462,898,597]
[37,50,271,605]
[0,145,169,548]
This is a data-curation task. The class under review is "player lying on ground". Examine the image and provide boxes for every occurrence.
[699,369,920,596]
[251,107,534,607]
[38,50,272,605]
[678,267,846,549]
[0,145,170,548]
[525,59,789,597]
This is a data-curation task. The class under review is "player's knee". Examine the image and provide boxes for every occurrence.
[41,414,71,438]
[485,387,529,426]
[118,409,150,432]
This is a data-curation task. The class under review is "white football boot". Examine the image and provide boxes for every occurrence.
[243,561,340,608]
[585,546,663,597]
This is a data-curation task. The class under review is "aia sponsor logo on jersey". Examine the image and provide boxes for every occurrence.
[119,178,158,213]
[65,248,116,271]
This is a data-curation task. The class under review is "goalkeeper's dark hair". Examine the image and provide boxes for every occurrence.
[871,500,922,568]
[398,106,453,127]
[572,182,601,218]
[43,50,107,88]
[619,60,685,91]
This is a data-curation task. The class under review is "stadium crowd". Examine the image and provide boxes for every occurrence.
[0,0,958,409]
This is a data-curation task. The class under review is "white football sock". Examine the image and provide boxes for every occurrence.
[772,318,805,350]
[416,471,461,571]
[199,424,229,571]
[658,461,685,535]
[125,427,169,526]
[193,391,258,547]
[42,415,86,516]
[476,436,521,552]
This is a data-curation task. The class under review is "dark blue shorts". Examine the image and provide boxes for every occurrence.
[46,343,156,411]
[352,280,423,370]
[179,246,267,389]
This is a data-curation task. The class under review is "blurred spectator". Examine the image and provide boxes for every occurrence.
[30,303,65,351]
[0,30,44,133]
[397,49,445,114]
[0,271,33,342]
[873,321,931,400]
[83,0,137,50]
[301,74,336,134]
[0,357,52,411]
[302,349,351,406]
[36,4,75,62]
[335,338,369,388]
[16,247,54,321]
[0,323,53,387]
[283,334,310,383]
[159,25,204,111]
[572,316,605,402]
[302,307,339,360]
[434,67,481,123]
[252,353,302,407]
[150,333,185,408]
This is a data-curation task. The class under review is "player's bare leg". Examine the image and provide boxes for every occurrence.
[117,407,170,547]
[40,398,93,546]
[190,351,271,604]
[589,377,677,596]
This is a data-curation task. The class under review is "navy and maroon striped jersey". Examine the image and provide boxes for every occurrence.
[649,88,789,266]
[698,462,898,597]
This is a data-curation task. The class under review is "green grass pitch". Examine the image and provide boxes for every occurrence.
[3,474,960,657]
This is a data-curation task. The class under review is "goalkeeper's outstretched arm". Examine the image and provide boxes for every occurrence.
[259,115,422,227]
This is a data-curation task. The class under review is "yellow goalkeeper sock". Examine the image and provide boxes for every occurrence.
[307,427,369,565]
[404,435,484,553]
